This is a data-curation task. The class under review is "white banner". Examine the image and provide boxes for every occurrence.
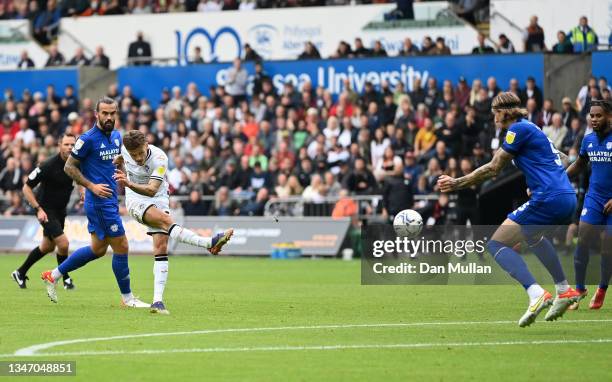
[0,20,49,70]
[58,3,478,70]
[491,0,611,52]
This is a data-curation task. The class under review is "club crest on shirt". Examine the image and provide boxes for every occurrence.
[505,131,516,144]
[115,138,120,147]
[607,142,612,150]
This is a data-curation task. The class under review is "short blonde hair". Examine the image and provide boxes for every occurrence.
[492,92,528,124]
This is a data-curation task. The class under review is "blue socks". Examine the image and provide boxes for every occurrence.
[488,240,536,289]
[529,237,567,284]
[111,254,131,295]
[573,243,589,291]
[600,253,611,290]
[57,246,98,275]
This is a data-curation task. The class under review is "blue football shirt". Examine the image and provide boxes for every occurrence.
[579,130,612,198]
[71,125,121,206]
[501,119,574,200]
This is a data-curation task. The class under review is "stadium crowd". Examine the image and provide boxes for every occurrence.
[1,62,610,223]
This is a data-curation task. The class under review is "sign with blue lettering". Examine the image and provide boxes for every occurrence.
[118,54,544,107]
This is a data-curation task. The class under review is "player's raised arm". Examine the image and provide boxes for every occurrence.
[438,148,513,192]
[64,155,112,198]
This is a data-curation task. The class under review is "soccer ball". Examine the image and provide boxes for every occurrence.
[393,209,423,238]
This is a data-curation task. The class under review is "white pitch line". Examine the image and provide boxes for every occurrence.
[8,319,612,357]
[4,339,612,358]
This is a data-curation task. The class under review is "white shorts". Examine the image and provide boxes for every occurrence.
[126,195,170,235]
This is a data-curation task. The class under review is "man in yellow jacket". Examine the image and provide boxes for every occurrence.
[568,16,599,53]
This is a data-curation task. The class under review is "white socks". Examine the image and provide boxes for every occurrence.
[51,268,62,281]
[527,284,546,304]
[121,292,134,301]
[555,280,570,295]
[168,224,212,249]
[153,255,169,303]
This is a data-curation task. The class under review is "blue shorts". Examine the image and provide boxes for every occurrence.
[85,203,125,240]
[508,193,577,226]
[580,193,612,233]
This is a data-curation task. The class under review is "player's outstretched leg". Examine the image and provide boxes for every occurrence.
[142,206,233,255]
[41,245,100,303]
[488,239,553,327]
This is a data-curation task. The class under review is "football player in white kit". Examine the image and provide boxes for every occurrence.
[113,130,233,315]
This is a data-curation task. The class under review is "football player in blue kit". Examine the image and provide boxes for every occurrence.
[438,92,581,327]
[566,99,612,310]
[41,97,148,308]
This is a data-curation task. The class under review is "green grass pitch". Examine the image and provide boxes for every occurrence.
[0,254,610,381]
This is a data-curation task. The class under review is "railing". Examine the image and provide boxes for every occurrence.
[489,9,523,35]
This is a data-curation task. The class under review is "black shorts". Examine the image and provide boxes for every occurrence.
[41,209,67,239]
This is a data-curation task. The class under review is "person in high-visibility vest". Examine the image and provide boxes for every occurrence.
[567,16,599,53]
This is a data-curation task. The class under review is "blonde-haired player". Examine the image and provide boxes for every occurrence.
[113,130,233,314]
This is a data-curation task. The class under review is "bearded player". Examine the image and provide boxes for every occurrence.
[438,92,581,327]
[113,130,233,314]
[41,97,148,308]
[566,99,612,310]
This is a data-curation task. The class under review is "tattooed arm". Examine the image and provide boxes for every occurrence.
[64,156,112,198]
[438,148,514,192]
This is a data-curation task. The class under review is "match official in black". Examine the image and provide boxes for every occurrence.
[12,134,83,289]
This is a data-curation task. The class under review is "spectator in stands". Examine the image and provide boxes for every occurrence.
[576,76,596,112]
[68,47,90,66]
[414,117,436,157]
[371,40,388,57]
[352,38,371,58]
[198,0,222,12]
[562,117,582,153]
[420,36,434,55]
[298,41,321,60]
[543,113,567,150]
[182,189,209,215]
[344,157,376,195]
[540,98,554,127]
[454,76,470,109]
[560,97,577,128]
[520,76,543,110]
[33,0,61,45]
[190,46,205,64]
[0,157,22,194]
[16,50,34,69]
[132,0,153,14]
[90,46,110,68]
[496,34,515,53]
[399,38,419,56]
[238,0,256,11]
[525,98,542,127]
[209,186,238,216]
[524,15,545,52]
[552,31,573,54]
[243,43,261,61]
[239,187,268,216]
[45,44,65,67]
[486,77,500,99]
[580,85,601,118]
[384,0,414,20]
[3,193,26,216]
[567,16,598,53]
[429,37,451,55]
[225,58,248,104]
[332,41,352,58]
[472,33,494,54]
[128,31,152,66]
